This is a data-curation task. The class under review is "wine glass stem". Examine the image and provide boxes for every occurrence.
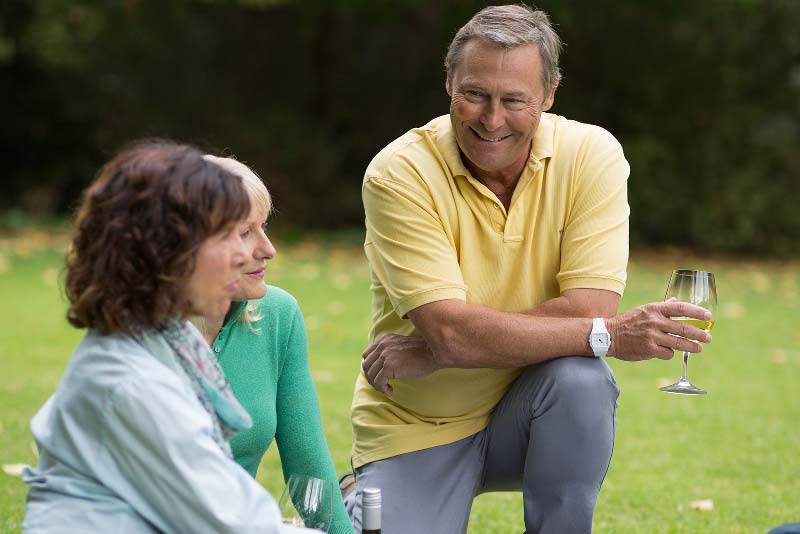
[681,351,690,382]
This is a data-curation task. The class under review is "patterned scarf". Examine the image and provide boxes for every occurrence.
[137,317,252,458]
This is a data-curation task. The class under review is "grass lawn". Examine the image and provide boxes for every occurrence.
[1,230,798,533]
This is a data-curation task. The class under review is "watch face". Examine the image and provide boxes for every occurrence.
[592,334,609,347]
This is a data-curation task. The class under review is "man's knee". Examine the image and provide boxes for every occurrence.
[529,356,619,405]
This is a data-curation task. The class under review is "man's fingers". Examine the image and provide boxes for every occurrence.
[372,366,392,396]
[365,354,384,383]
[657,348,676,360]
[657,332,703,354]
[660,301,712,321]
[362,347,381,372]
[662,319,712,344]
[362,344,377,361]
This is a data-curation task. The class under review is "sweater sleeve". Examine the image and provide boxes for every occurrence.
[274,302,354,534]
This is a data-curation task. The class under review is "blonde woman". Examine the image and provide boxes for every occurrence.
[198,156,352,534]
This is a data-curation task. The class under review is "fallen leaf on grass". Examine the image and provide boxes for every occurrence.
[689,499,714,511]
[42,267,58,286]
[332,273,352,290]
[721,301,745,319]
[301,263,321,280]
[770,349,787,364]
[2,463,29,477]
[312,370,335,383]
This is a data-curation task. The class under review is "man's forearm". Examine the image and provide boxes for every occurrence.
[409,300,594,368]
[523,288,620,318]
[365,298,713,395]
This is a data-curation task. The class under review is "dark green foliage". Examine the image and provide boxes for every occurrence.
[2,0,798,255]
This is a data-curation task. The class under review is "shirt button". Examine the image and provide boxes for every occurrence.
[213,346,221,353]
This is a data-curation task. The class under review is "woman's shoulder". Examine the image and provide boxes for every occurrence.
[257,285,301,316]
[42,331,190,426]
[68,332,185,389]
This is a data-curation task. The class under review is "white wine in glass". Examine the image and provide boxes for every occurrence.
[660,269,717,395]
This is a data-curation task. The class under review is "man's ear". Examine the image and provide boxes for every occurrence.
[445,76,452,97]
[543,80,558,111]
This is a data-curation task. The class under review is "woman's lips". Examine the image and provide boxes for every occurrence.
[246,268,265,278]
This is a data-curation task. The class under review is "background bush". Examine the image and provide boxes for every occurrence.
[1,0,798,255]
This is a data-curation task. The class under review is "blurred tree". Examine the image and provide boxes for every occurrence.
[1,0,798,255]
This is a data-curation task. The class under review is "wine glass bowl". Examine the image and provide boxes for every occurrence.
[659,269,717,395]
[278,474,334,532]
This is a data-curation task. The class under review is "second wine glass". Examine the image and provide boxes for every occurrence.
[278,474,334,532]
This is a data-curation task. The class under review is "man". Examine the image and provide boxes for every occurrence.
[344,5,712,534]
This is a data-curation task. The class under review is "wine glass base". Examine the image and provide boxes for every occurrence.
[660,378,707,395]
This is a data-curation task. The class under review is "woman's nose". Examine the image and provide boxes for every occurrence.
[256,234,277,261]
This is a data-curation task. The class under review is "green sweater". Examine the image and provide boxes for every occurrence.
[213,286,352,534]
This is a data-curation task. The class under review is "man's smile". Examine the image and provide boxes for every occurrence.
[471,128,512,143]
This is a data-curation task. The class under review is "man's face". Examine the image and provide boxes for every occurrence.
[447,39,556,181]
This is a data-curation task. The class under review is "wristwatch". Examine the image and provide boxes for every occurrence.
[589,318,611,358]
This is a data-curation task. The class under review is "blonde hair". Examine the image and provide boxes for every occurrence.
[200,154,274,333]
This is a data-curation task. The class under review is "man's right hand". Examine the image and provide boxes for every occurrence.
[605,301,713,361]
[361,333,441,396]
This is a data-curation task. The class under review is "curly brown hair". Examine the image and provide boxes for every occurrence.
[65,140,251,334]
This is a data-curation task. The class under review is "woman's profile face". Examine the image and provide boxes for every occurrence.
[230,204,276,301]
[182,225,249,317]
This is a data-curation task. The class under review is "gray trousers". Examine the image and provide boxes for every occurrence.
[345,356,620,534]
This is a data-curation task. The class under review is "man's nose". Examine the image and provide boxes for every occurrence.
[479,100,505,132]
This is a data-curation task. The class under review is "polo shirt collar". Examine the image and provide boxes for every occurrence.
[530,112,555,162]
[435,116,471,179]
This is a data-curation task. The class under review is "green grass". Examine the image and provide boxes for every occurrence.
[1,232,799,533]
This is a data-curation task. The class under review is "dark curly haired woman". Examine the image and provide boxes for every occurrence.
[21,141,315,533]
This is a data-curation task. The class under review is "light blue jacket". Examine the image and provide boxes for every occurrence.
[22,330,314,533]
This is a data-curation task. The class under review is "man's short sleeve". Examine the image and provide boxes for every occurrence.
[557,127,630,295]
[363,168,466,319]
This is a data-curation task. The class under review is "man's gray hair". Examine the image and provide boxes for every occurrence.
[445,4,563,92]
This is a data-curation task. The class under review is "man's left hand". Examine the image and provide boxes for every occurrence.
[361,334,440,396]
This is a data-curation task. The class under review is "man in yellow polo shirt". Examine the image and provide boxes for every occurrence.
[344,5,713,534]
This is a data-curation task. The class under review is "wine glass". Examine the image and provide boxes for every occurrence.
[278,474,334,532]
[660,269,717,395]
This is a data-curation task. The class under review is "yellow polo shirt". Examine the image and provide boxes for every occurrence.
[351,113,630,468]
